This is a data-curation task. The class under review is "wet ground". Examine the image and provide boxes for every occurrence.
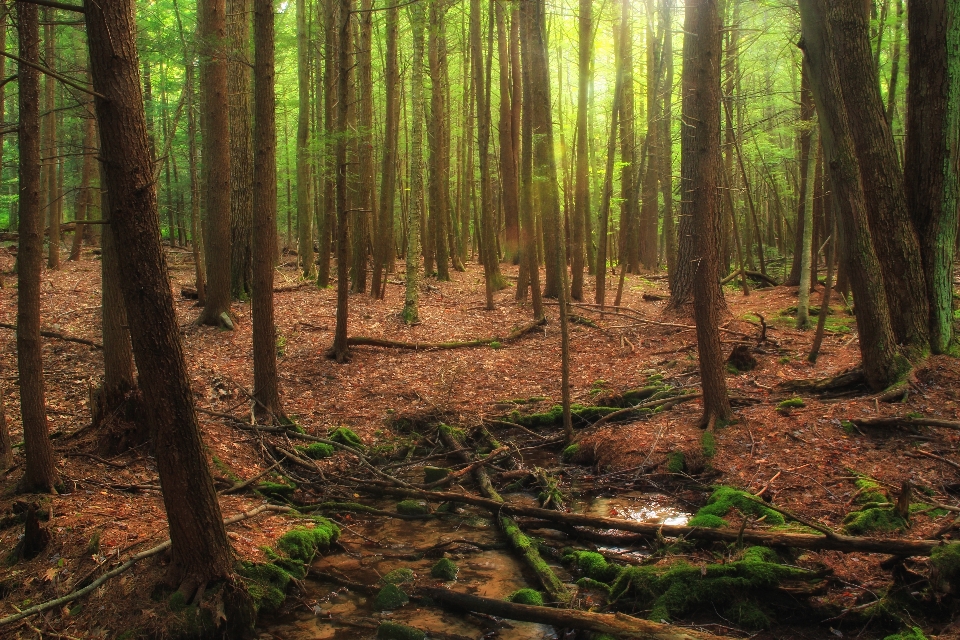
[262,489,691,639]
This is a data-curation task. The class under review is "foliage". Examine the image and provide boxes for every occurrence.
[883,629,928,640]
[666,451,685,473]
[842,507,906,535]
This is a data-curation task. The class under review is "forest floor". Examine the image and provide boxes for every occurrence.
[0,245,959,639]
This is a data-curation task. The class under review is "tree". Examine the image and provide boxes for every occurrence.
[371,0,399,298]
[496,1,520,265]
[404,0,426,325]
[518,0,543,318]
[296,0,315,279]
[84,0,252,625]
[660,0,676,280]
[70,112,96,261]
[16,0,58,494]
[904,0,960,355]
[786,66,815,287]
[228,0,254,299]
[428,1,451,281]
[319,0,337,288]
[197,0,234,327]
[351,0,371,294]
[571,0,591,301]
[682,0,731,428]
[798,0,905,390]
[252,0,283,417]
[43,12,60,271]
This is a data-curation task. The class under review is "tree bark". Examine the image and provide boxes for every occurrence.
[352,0,373,292]
[70,113,96,261]
[296,0,315,279]
[798,0,905,390]
[228,0,254,299]
[904,0,960,355]
[682,0,731,427]
[17,0,57,494]
[330,0,352,360]
[518,0,543,319]
[571,0,591,301]
[252,0,283,417]
[372,0,399,298]
[497,1,520,265]
[404,1,425,325]
[43,13,59,271]
[787,66,815,286]
[428,2,450,281]
[197,0,234,326]
[661,0,676,285]
[319,0,337,288]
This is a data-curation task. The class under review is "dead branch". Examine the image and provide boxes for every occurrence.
[849,416,960,432]
[0,322,102,349]
[419,446,511,489]
[347,317,546,351]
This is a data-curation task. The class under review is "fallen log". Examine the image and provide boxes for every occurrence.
[420,588,732,640]
[849,416,960,432]
[0,322,102,349]
[354,484,943,557]
[347,317,546,351]
[420,446,511,489]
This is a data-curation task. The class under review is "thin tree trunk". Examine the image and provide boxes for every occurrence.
[884,0,903,125]
[330,0,352,360]
[787,66,815,286]
[17,0,57,494]
[428,2,450,281]
[296,0,314,279]
[571,0,591,301]
[44,13,59,271]
[497,1,520,265]
[319,0,336,288]
[618,0,639,275]
[797,129,819,329]
[404,1,425,325]
[372,1,399,298]
[517,0,543,318]
[661,0,676,285]
[228,0,254,298]
[70,113,95,261]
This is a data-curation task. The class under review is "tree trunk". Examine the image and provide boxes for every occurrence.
[404,1,425,325]
[296,0,315,279]
[330,0,353,360]
[17,0,57,494]
[197,0,234,327]
[682,0,731,427]
[571,0,591,301]
[797,129,819,329]
[787,66,815,286]
[319,0,337,288]
[904,0,960,355]
[618,0,640,275]
[497,2,520,266]
[428,2,451,281]
[84,2,251,624]
[885,0,904,125]
[518,0,543,319]
[798,0,906,390]
[252,0,283,417]
[372,0,399,298]
[43,14,59,271]
[639,0,662,272]
[350,4,369,294]
[70,113,96,261]
[228,0,254,299]
[661,0,676,285]
[831,0,929,354]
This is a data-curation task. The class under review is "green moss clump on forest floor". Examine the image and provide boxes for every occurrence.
[374,583,410,610]
[396,500,431,516]
[853,475,889,504]
[777,397,805,411]
[438,424,467,442]
[883,628,928,640]
[430,558,458,581]
[507,588,544,606]
[377,621,426,640]
[687,486,785,528]
[842,507,906,535]
[423,466,451,483]
[276,518,341,563]
[381,567,416,585]
[564,551,622,583]
[700,431,716,458]
[328,426,364,449]
[561,444,580,462]
[506,404,620,429]
[296,442,335,460]
[255,481,297,498]
[930,542,960,592]
[667,451,685,473]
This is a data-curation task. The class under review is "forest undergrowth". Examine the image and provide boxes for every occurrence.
[2,246,960,640]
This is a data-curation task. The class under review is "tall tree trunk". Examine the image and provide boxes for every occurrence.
[296,0,315,279]
[17,0,57,494]
[661,0,676,285]
[518,0,543,318]
[319,0,337,288]
[497,1,520,265]
[787,66,815,286]
[798,0,906,390]
[84,2,252,625]
[428,2,450,281]
[884,0,904,125]
[253,0,283,417]
[198,0,233,326]
[70,113,96,261]
[404,1,425,325]
[905,0,960,355]
[372,1,399,298]
[571,0,591,301]
[640,0,663,271]
[43,14,60,271]
[682,0,731,427]
[797,129,819,329]
[618,0,639,275]
[351,2,370,294]
[228,0,254,299]
[330,0,352,359]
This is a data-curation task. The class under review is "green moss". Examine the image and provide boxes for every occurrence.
[238,561,291,613]
[700,431,716,458]
[565,551,622,583]
[931,542,960,591]
[374,584,409,610]
[666,451,685,473]
[430,558,458,581]
[777,397,805,410]
[255,481,297,498]
[397,500,431,516]
[297,443,335,460]
[506,404,620,429]
[328,426,364,449]
[693,486,785,525]
[507,588,544,606]
[841,420,856,434]
[561,444,580,462]
[168,590,188,613]
[842,507,906,535]
[883,628,928,640]
[854,476,888,504]
[381,568,416,585]
[489,341,503,349]
[377,621,426,640]
[276,518,340,563]
[423,466,451,483]
[688,513,729,528]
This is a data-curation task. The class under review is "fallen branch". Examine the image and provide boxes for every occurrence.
[581,393,703,435]
[554,302,753,340]
[849,416,960,432]
[0,322,102,349]
[419,446,511,489]
[420,588,731,640]
[346,317,546,351]
[354,484,943,557]
[0,504,292,626]
[220,461,282,495]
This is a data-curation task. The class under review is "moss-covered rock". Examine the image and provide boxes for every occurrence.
[276,518,340,563]
[565,551,622,583]
[328,426,364,449]
[381,567,416,585]
[297,442,335,460]
[853,476,889,505]
[430,558,458,581]
[374,584,409,610]
[423,466,451,483]
[687,513,730,528]
[690,486,785,527]
[377,621,426,640]
[507,588,544,606]
[842,507,906,535]
[396,500,431,516]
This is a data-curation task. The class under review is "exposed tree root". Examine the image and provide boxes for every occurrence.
[346,317,546,351]
[0,322,102,349]
[355,484,943,556]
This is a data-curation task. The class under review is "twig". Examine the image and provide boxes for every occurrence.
[220,461,282,494]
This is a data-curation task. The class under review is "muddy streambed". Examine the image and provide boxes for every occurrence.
[261,491,691,639]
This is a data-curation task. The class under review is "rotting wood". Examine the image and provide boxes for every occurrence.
[420,445,511,489]
[849,416,960,432]
[420,587,733,640]
[347,317,546,351]
[0,322,102,349]
[0,504,292,626]
[355,484,944,556]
